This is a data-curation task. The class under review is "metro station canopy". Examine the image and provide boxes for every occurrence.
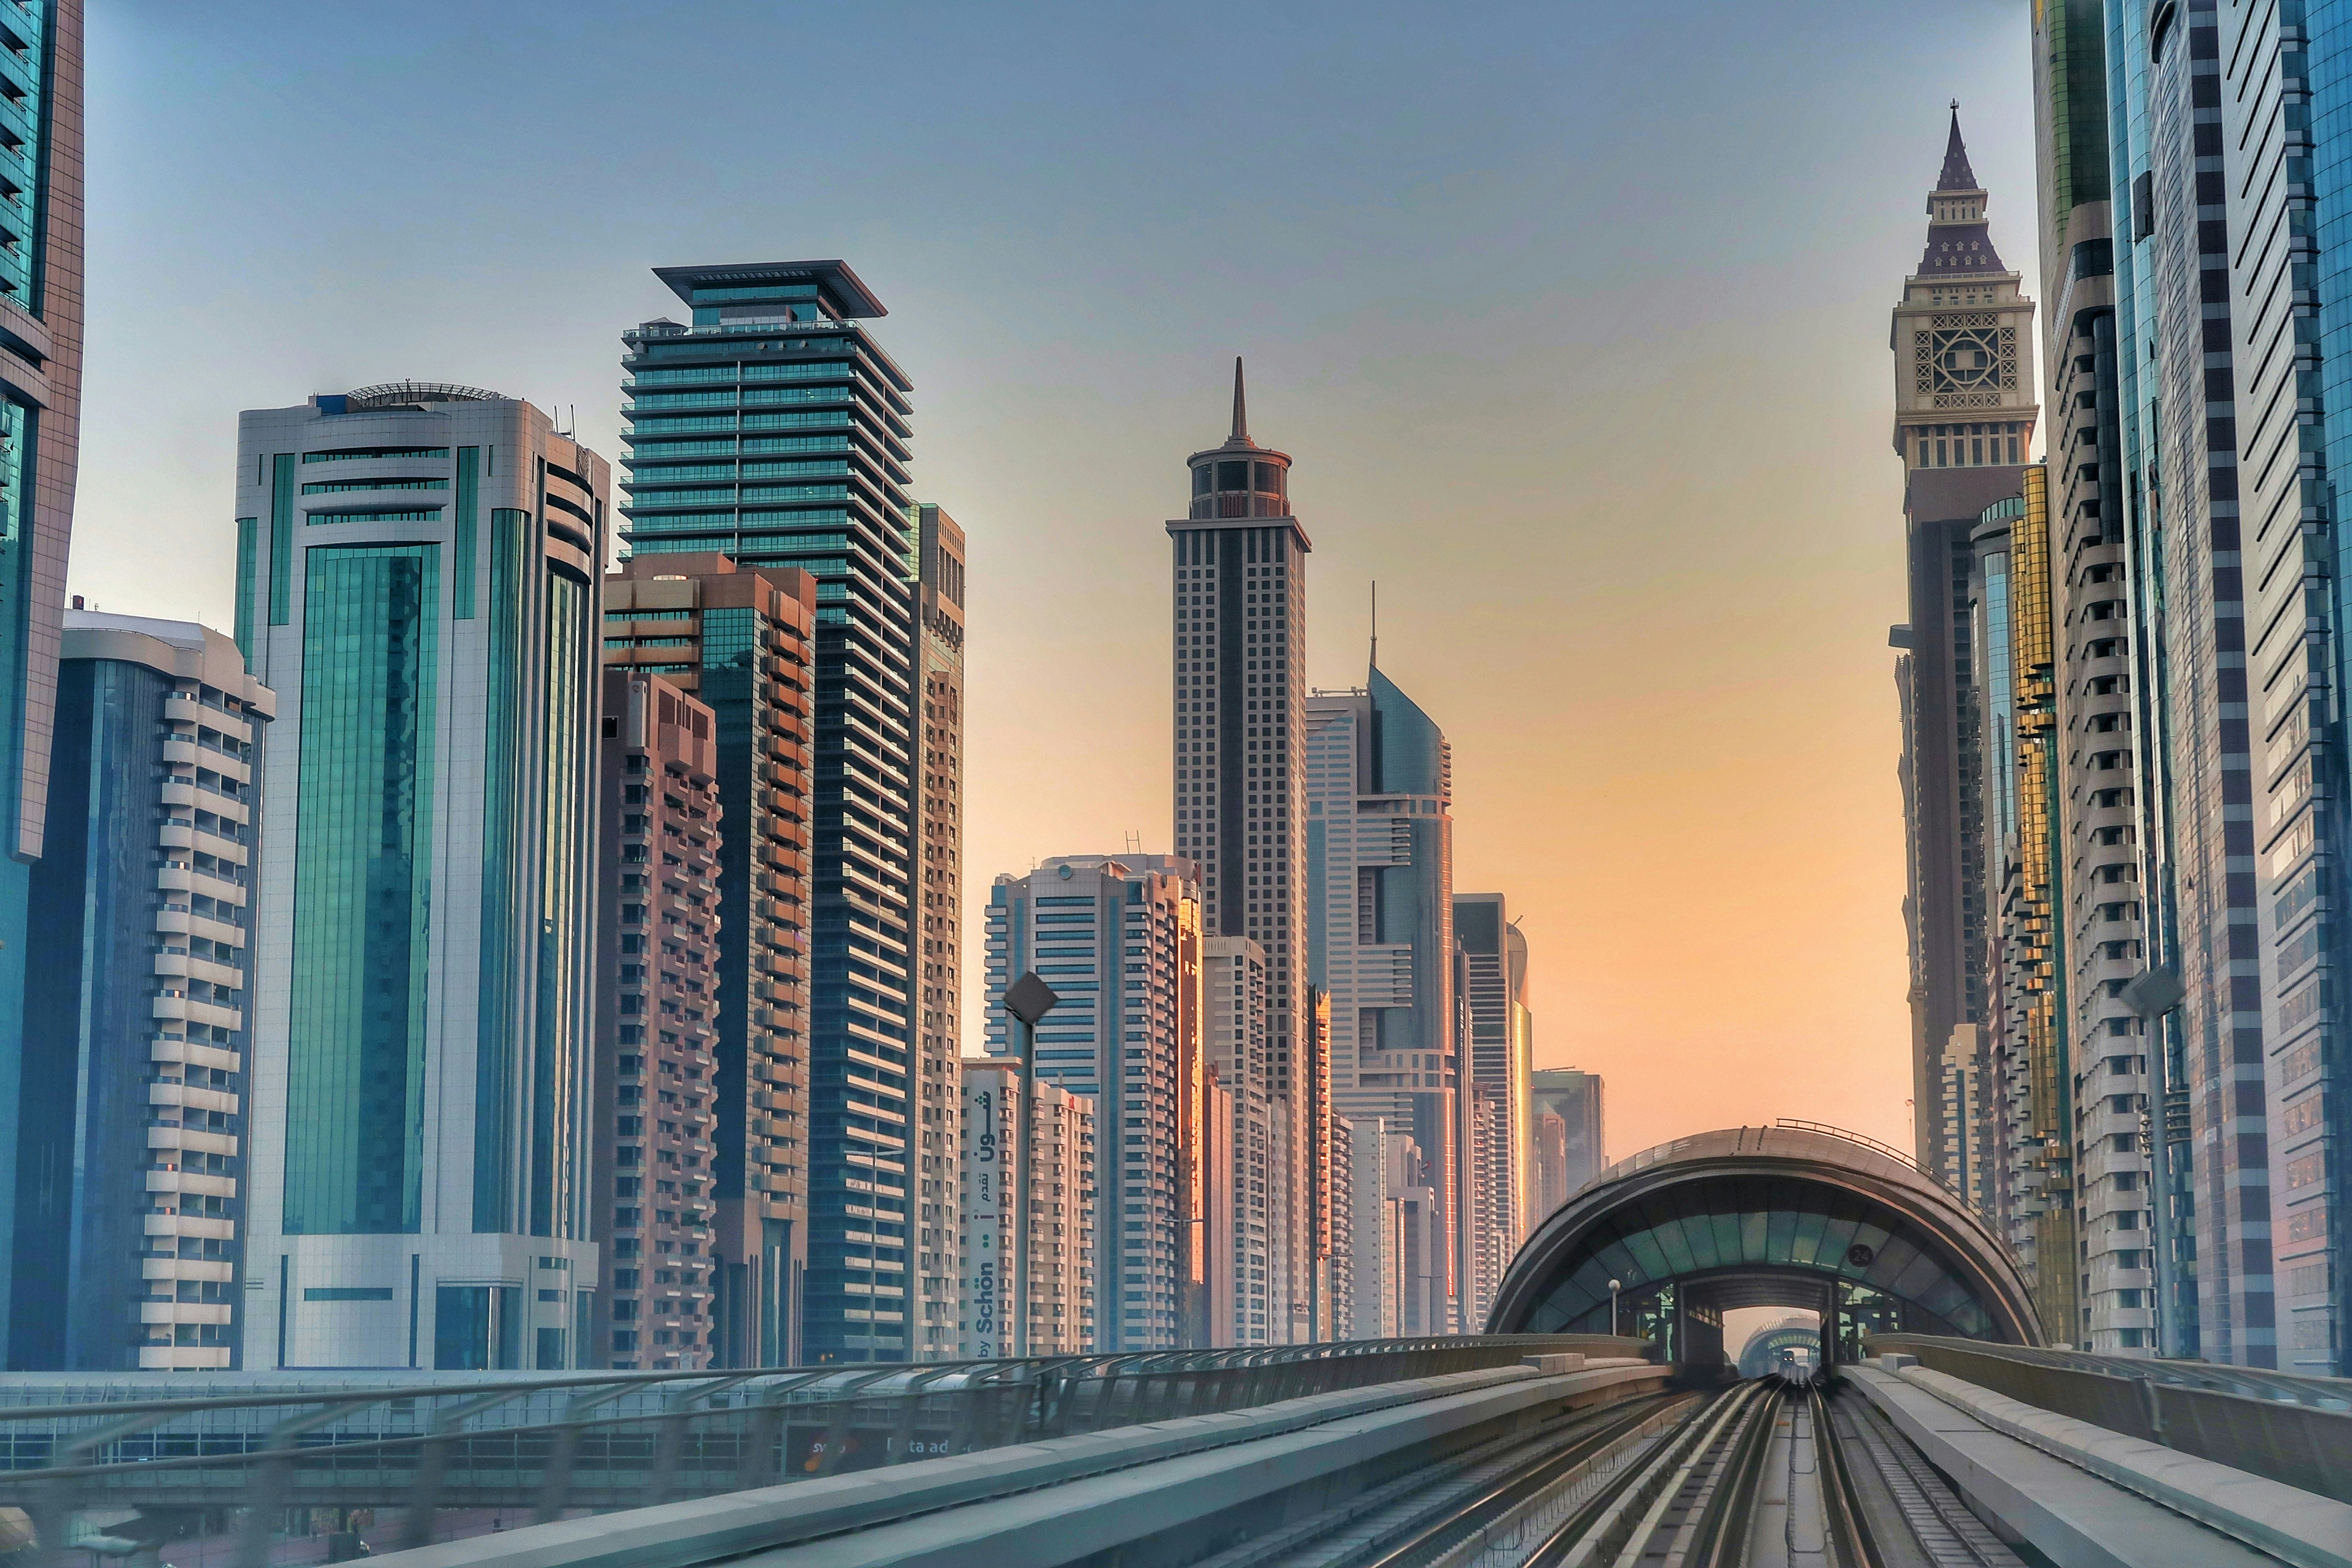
[1487,1124,2040,1345]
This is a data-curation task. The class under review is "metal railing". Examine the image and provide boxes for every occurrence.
[1772,1118,1972,1204]
[1865,1334,2352,1503]
[0,1334,1636,1562]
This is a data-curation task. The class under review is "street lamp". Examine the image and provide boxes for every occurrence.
[1002,971,1060,1359]
[1608,1278,1622,1338]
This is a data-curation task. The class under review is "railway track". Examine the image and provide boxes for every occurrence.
[1193,1372,2029,1568]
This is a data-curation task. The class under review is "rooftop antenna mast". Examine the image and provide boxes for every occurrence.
[1369,580,1378,670]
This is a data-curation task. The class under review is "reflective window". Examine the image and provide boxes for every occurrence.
[284,543,440,1234]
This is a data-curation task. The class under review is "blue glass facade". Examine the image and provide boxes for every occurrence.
[0,0,87,1364]
[621,263,916,1361]
[282,545,438,1236]
[13,660,181,1367]
[239,392,607,1371]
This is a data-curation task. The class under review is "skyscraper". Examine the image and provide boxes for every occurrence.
[602,556,818,1366]
[0,0,86,1359]
[239,386,608,1370]
[1305,666,1460,1331]
[1170,362,1312,1339]
[1528,1068,1604,1219]
[13,611,271,1370]
[1204,934,1276,1345]
[984,854,1204,1351]
[1343,1115,1395,1338]
[619,261,920,1363]
[590,668,723,1372]
[1456,893,1532,1326]
[2203,0,2349,1378]
[1891,112,2041,1187]
[907,503,966,1359]
[2029,1,2165,1359]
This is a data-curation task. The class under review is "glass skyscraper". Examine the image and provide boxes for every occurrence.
[620,262,918,1362]
[0,0,86,1362]
[238,385,608,1370]
[1304,664,1461,1332]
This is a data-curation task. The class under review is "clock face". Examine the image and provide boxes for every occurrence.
[1933,327,2000,391]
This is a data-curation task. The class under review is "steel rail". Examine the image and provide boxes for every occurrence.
[1650,1379,1778,1567]
[1808,1381,1883,1568]
[1516,1381,1765,1568]
[1341,1395,1691,1568]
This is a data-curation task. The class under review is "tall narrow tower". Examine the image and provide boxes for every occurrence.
[1168,362,1313,1340]
[1890,109,2039,1188]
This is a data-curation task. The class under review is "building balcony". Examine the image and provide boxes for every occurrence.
[138,1300,234,1327]
[141,1257,234,1285]
[156,865,246,904]
[164,739,251,784]
[138,1344,232,1371]
[146,1168,237,1200]
[147,1124,239,1158]
[164,693,252,743]
[153,908,247,947]
[144,1212,235,1240]
[148,1082,239,1116]
[153,952,245,989]
[151,995,242,1032]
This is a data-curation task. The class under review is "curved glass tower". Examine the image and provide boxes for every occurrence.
[238,386,608,1370]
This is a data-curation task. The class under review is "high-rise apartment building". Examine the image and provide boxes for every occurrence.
[1891,113,2042,1188]
[1966,481,2076,1338]
[1325,1115,1352,1339]
[2084,0,2201,1365]
[2211,0,2348,1378]
[1344,1116,1394,1338]
[1305,666,1460,1331]
[984,855,1204,1351]
[1169,363,1312,1340]
[620,260,920,1364]
[238,386,607,1370]
[590,669,723,1372]
[12,612,270,1370]
[1204,934,1276,1345]
[2029,3,2166,1358]
[0,0,86,1360]
[1456,894,1531,1326]
[1528,1069,1604,1221]
[957,1063,1093,1357]
[603,557,817,1366]
[908,503,965,1358]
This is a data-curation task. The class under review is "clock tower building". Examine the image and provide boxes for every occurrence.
[1890,108,2040,1194]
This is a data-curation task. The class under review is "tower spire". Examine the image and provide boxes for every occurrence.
[1369,580,1378,672]
[1230,356,1249,444]
[1938,101,1978,191]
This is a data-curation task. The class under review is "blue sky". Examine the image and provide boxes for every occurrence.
[78,0,2039,1155]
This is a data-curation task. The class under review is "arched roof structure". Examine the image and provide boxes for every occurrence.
[1486,1124,2040,1346]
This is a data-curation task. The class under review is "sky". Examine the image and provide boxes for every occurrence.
[75,0,2042,1163]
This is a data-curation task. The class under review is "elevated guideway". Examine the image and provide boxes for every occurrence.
[11,1125,2352,1564]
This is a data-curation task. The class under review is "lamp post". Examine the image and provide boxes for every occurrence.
[1608,1278,1622,1339]
[1001,971,1060,1358]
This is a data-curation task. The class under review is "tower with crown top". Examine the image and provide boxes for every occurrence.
[1892,107,2040,470]
[1891,109,2041,1198]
